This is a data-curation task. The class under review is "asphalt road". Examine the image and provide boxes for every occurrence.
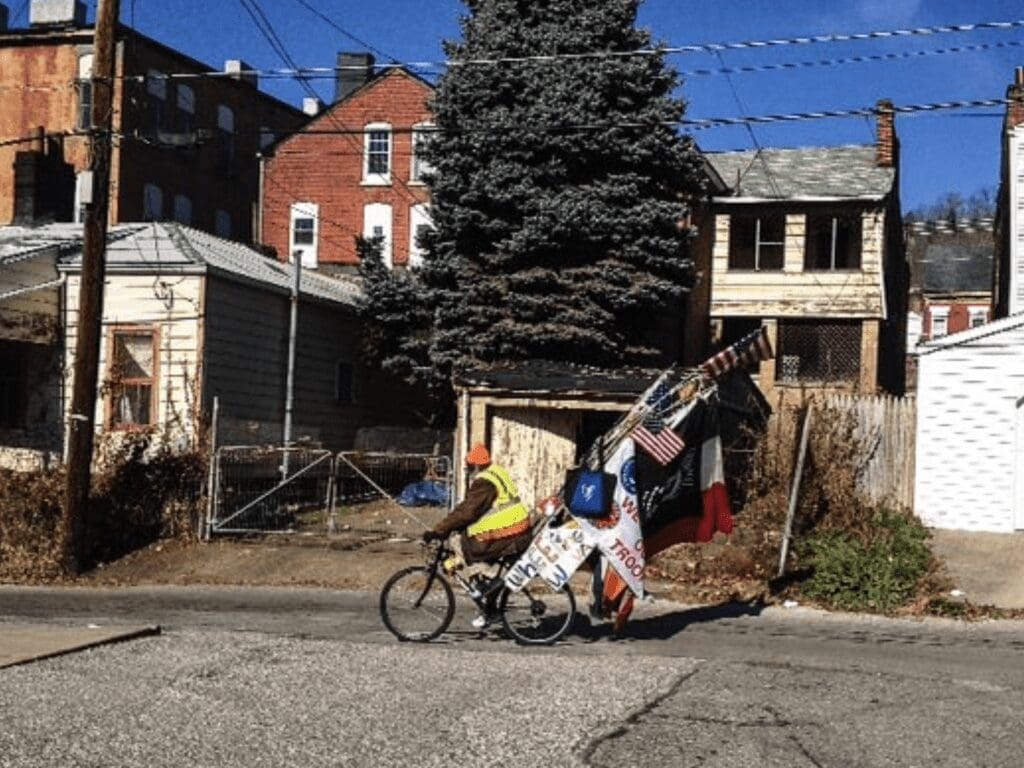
[2,585,1023,767]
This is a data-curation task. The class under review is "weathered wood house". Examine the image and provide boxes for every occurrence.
[691,102,908,396]
[0,221,425,469]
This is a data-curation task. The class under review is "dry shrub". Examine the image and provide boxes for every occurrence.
[0,433,206,581]
[0,468,66,581]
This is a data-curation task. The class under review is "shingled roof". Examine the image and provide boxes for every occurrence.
[706,144,895,201]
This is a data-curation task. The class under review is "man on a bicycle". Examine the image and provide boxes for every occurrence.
[423,442,532,627]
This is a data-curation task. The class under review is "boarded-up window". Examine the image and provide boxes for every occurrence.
[776,320,861,384]
[108,329,157,428]
[805,212,862,270]
[728,212,784,270]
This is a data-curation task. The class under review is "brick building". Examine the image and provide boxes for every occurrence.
[0,0,305,241]
[259,55,433,270]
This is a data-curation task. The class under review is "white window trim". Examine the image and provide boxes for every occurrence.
[409,203,433,268]
[930,306,950,339]
[410,123,435,184]
[364,202,393,268]
[362,122,392,185]
[968,305,988,328]
[290,202,320,268]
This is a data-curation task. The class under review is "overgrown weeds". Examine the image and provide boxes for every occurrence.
[652,392,941,615]
[0,433,206,582]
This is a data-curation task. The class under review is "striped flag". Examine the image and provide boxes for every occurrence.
[701,326,773,379]
[631,422,685,465]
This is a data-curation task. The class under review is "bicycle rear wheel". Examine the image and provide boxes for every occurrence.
[379,566,455,642]
[499,581,576,645]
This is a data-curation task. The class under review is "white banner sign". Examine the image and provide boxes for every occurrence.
[504,519,596,592]
[573,438,645,597]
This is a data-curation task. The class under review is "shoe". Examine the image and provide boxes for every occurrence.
[471,613,493,630]
[442,555,464,574]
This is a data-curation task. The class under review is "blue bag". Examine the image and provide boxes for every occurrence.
[565,467,616,518]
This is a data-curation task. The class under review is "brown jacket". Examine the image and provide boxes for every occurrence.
[431,476,532,564]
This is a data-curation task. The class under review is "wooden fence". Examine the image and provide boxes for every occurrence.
[822,393,917,511]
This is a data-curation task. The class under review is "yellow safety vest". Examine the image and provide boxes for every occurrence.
[466,464,531,541]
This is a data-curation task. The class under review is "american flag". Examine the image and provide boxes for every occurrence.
[701,326,773,379]
[630,381,685,465]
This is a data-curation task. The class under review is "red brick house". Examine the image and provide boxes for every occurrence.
[0,0,306,241]
[258,55,433,270]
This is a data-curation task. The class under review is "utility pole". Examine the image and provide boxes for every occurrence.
[281,251,301,479]
[63,0,121,574]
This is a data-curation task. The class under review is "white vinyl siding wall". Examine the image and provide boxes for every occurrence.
[63,273,203,444]
[1011,128,1024,315]
[915,319,1024,532]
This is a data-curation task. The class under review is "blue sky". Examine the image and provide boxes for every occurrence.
[30,0,1024,210]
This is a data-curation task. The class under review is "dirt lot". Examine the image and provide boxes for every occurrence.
[78,499,767,606]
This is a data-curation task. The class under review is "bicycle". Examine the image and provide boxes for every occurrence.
[379,539,577,645]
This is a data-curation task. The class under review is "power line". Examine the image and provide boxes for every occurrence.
[188,96,1013,137]
[91,17,1024,84]
[236,0,426,209]
[288,0,402,65]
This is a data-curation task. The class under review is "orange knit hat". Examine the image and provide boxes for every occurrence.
[465,443,491,466]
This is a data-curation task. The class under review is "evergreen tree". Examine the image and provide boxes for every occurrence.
[418,0,705,381]
[356,236,435,393]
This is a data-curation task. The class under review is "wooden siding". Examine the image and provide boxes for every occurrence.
[202,275,362,450]
[824,393,916,511]
[914,324,1024,532]
[0,253,60,343]
[710,209,886,318]
[64,273,203,444]
[455,391,634,506]
[490,407,580,510]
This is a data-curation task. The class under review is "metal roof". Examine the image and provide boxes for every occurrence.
[0,222,361,307]
[706,145,895,201]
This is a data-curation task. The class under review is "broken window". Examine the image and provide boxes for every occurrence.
[805,212,862,270]
[108,329,156,428]
[776,320,862,384]
[728,211,785,271]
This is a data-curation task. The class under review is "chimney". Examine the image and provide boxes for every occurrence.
[29,0,86,27]
[0,4,9,32]
[302,97,323,116]
[335,52,375,103]
[224,59,258,88]
[875,98,897,168]
[1009,68,1024,130]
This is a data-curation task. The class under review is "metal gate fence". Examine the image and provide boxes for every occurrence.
[207,446,334,536]
[205,448,452,538]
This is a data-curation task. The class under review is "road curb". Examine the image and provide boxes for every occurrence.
[0,624,162,669]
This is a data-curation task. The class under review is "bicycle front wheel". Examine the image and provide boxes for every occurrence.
[379,566,455,642]
[499,581,576,645]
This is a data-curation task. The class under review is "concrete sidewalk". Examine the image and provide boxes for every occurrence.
[929,529,1024,609]
[0,623,160,669]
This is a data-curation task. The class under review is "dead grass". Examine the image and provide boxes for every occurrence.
[0,433,206,582]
